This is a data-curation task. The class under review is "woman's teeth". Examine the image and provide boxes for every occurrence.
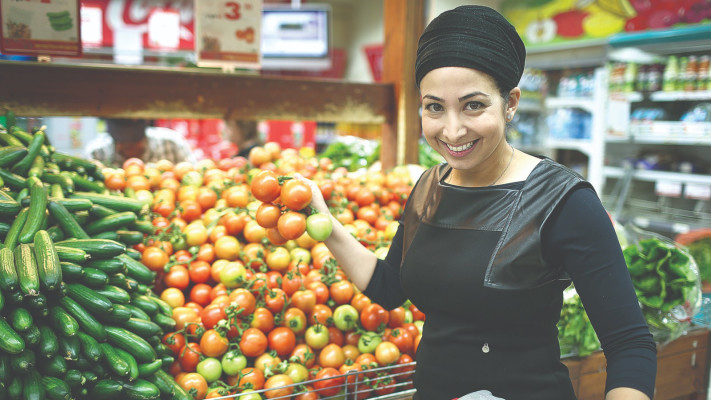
[446,141,474,152]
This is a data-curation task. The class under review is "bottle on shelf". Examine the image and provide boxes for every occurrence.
[684,55,698,92]
[662,55,678,92]
[697,55,709,91]
[677,56,689,91]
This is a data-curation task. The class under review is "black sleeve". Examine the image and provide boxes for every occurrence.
[542,187,657,399]
[362,223,408,310]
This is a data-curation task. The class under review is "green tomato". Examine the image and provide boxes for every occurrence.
[219,261,247,289]
[414,320,424,334]
[403,309,414,324]
[332,304,359,332]
[221,350,247,376]
[237,390,263,400]
[196,357,222,383]
[170,234,187,252]
[133,189,154,207]
[289,247,311,265]
[285,362,310,383]
[357,331,382,354]
[306,212,333,241]
[181,170,203,187]
[304,324,330,350]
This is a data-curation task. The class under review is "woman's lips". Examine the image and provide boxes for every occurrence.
[443,139,478,157]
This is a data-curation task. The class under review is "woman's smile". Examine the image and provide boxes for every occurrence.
[442,139,479,157]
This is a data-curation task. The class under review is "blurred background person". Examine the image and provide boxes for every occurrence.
[223,119,262,159]
[84,118,197,167]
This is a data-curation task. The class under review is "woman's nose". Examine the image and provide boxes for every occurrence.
[443,115,466,140]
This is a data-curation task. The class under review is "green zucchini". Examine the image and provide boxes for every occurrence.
[104,326,156,363]
[32,230,62,291]
[0,146,27,168]
[99,342,131,378]
[0,247,19,292]
[47,306,79,338]
[37,324,59,359]
[66,282,113,314]
[3,207,28,249]
[54,238,126,259]
[59,296,107,341]
[47,200,90,239]
[0,316,25,354]
[71,191,147,214]
[14,244,39,296]
[18,176,48,244]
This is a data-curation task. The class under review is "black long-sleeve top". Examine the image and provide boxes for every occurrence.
[364,184,657,399]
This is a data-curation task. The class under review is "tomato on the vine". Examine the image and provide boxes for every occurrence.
[239,327,268,358]
[255,202,282,229]
[178,342,202,372]
[282,307,307,335]
[304,324,329,350]
[177,372,208,400]
[220,350,248,376]
[280,178,312,211]
[267,326,297,357]
[162,332,186,356]
[277,210,307,241]
[251,170,281,203]
[290,343,316,368]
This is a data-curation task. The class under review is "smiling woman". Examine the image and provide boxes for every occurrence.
[296,5,658,400]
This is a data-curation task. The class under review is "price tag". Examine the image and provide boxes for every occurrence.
[605,98,630,138]
[80,5,102,47]
[685,183,711,200]
[148,9,180,50]
[655,180,682,198]
[0,0,81,57]
[194,0,262,70]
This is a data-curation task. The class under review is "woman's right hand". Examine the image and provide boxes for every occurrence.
[294,173,329,215]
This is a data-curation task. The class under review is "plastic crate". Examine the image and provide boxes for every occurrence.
[208,362,416,399]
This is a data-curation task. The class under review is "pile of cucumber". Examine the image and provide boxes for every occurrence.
[0,120,190,399]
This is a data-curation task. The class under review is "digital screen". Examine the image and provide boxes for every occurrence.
[261,7,329,59]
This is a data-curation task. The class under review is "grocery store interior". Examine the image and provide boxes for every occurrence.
[2,0,711,399]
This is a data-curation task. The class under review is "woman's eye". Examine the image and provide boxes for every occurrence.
[464,101,484,111]
[424,103,443,112]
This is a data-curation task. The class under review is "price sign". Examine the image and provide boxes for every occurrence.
[655,180,682,198]
[194,0,262,69]
[685,183,711,200]
[0,0,82,57]
[148,8,181,50]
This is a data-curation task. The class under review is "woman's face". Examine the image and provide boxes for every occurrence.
[420,67,515,177]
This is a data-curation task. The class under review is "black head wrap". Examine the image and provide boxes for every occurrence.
[415,5,526,92]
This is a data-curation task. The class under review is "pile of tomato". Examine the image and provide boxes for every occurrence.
[105,143,423,399]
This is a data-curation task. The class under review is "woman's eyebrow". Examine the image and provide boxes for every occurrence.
[458,91,488,102]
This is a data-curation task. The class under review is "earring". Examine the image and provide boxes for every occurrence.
[506,113,512,121]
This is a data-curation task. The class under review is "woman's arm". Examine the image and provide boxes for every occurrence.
[295,174,379,291]
[543,187,657,399]
[606,387,651,400]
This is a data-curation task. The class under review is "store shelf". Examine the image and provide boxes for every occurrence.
[603,166,711,185]
[545,96,596,113]
[628,121,711,141]
[608,24,711,54]
[650,90,711,102]
[546,138,594,156]
[0,61,394,123]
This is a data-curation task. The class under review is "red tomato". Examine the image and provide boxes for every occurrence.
[178,372,208,400]
[179,342,202,372]
[409,303,426,321]
[141,246,169,272]
[200,305,227,330]
[267,326,297,357]
[264,374,294,399]
[318,343,346,369]
[250,170,281,203]
[350,292,372,313]
[393,353,415,382]
[281,271,303,297]
[282,307,307,336]
[189,283,212,307]
[360,303,390,332]
[239,328,268,358]
[229,367,264,391]
[328,326,345,346]
[374,341,401,366]
[312,367,345,397]
[280,179,312,211]
[329,280,355,305]
[228,288,256,317]
[388,306,407,328]
[277,211,307,241]
[250,307,275,333]
[385,328,414,355]
[291,289,317,314]
[290,343,316,368]
[200,328,229,358]
[307,281,330,305]
[162,332,186,356]
[255,202,282,229]
[164,265,190,290]
[309,304,333,326]
[264,288,288,314]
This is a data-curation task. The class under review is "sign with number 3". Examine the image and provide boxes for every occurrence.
[195,0,261,69]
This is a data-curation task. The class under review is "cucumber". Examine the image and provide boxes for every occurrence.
[114,346,140,381]
[92,230,119,240]
[149,295,173,316]
[0,168,27,190]
[151,312,177,332]
[131,219,156,235]
[76,331,103,363]
[96,303,132,324]
[71,192,146,214]
[129,294,159,316]
[86,257,126,275]
[14,244,40,296]
[21,369,44,400]
[123,304,151,321]
[39,354,66,377]
[89,379,124,399]
[9,307,33,333]
[37,324,59,359]
[104,326,156,363]
[88,203,116,219]
[49,182,64,198]
[117,230,145,245]
[12,129,45,176]
[40,172,74,195]
[125,247,142,260]
[99,342,131,378]
[64,368,86,390]
[66,282,113,314]
[122,318,162,338]
[119,378,160,400]
[25,292,48,317]
[46,197,92,212]
[57,334,80,361]
[47,200,90,239]
[55,238,126,259]
[59,296,107,341]
[4,207,28,249]
[108,273,138,292]
[81,267,109,288]
[67,171,106,193]
[136,359,162,378]
[0,247,19,292]
[27,154,45,178]
[33,230,62,291]
[0,316,25,354]
[86,211,138,235]
[0,146,27,168]
[0,220,14,237]
[53,245,89,263]
[60,261,84,281]
[41,376,71,400]
[20,323,41,348]
[118,254,156,285]
[48,306,79,338]
[18,177,48,244]
[7,375,22,399]
[0,199,21,217]
[0,132,23,146]
[149,369,192,400]
[0,353,8,382]
[51,152,99,174]
[10,348,35,374]
[95,285,131,305]
[45,225,65,242]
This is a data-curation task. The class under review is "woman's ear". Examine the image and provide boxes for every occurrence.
[506,87,522,121]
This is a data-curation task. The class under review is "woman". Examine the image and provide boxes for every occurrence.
[298,6,656,400]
